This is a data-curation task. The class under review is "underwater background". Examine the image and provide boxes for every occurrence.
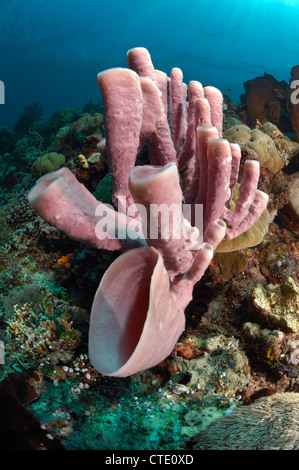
[2,0,299,128]
[0,0,298,452]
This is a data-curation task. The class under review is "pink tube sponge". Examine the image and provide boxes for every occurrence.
[28,47,269,377]
[89,247,186,377]
[129,162,194,277]
[28,167,142,252]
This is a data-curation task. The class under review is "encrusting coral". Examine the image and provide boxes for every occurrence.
[68,113,103,136]
[28,47,269,377]
[6,297,80,370]
[249,277,299,333]
[279,172,299,233]
[223,124,285,173]
[50,113,103,158]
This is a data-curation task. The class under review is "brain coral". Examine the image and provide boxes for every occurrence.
[224,124,285,173]
[32,152,66,175]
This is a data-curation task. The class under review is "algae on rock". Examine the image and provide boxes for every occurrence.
[249,277,299,333]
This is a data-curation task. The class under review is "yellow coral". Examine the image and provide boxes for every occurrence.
[224,124,285,173]
[78,154,89,169]
[32,152,66,175]
[216,183,270,252]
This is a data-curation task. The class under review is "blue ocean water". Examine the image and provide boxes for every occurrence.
[1,0,299,128]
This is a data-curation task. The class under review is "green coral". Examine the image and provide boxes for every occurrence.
[59,328,81,348]
[0,126,15,153]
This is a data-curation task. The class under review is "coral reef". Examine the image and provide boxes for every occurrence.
[50,113,103,157]
[243,73,288,130]
[0,49,298,451]
[13,101,44,138]
[69,113,103,136]
[279,173,299,233]
[242,65,299,149]
[48,107,83,132]
[28,47,269,378]
[6,299,80,370]
[172,334,251,396]
[249,277,299,333]
[0,127,15,153]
